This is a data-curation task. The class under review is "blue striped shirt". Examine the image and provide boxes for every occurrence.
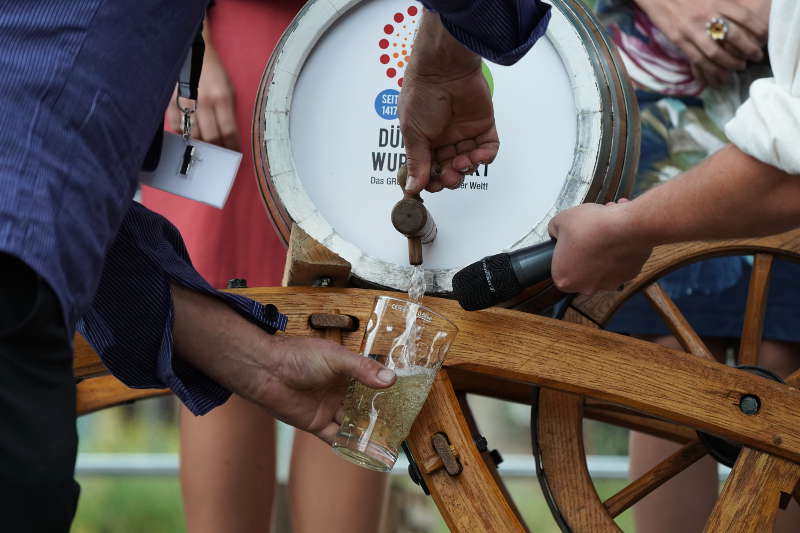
[426,0,551,65]
[0,0,285,416]
[77,203,287,415]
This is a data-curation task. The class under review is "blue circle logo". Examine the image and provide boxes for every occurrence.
[374,89,400,120]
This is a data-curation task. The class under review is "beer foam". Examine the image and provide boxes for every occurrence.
[392,366,437,378]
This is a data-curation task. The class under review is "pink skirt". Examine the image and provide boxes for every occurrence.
[141,0,304,288]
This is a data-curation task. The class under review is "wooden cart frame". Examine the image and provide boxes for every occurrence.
[74,230,800,532]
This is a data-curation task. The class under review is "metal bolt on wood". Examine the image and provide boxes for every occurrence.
[739,394,761,416]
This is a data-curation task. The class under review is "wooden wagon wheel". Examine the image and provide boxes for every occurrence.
[532,229,800,532]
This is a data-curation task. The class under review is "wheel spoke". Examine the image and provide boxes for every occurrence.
[603,440,706,518]
[450,368,536,405]
[584,399,696,444]
[738,254,774,366]
[643,283,714,361]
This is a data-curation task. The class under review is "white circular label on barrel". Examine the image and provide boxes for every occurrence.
[290,0,577,270]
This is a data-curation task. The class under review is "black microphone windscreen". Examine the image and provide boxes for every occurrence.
[452,253,523,311]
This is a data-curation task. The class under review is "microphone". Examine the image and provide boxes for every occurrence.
[452,240,556,311]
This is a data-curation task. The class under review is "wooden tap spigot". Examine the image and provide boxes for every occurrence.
[391,165,438,265]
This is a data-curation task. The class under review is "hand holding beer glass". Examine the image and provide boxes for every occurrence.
[333,296,458,471]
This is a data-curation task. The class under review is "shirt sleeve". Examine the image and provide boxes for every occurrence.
[76,202,288,416]
[724,0,800,174]
[422,0,551,66]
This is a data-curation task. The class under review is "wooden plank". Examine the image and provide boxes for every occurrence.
[536,389,619,532]
[406,370,527,533]
[738,254,774,366]
[77,375,170,415]
[705,447,800,532]
[584,400,696,444]
[220,287,800,463]
[643,283,714,361]
[73,335,108,380]
[71,287,800,464]
[603,440,707,518]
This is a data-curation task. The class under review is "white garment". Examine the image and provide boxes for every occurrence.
[725,0,800,174]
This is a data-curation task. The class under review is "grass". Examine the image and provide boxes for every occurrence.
[72,475,630,533]
[72,477,185,533]
[77,401,180,454]
[73,402,185,532]
[73,400,634,532]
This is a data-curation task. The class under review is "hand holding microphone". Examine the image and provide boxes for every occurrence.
[452,200,651,309]
[547,201,652,296]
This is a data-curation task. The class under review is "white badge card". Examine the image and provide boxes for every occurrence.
[139,131,241,209]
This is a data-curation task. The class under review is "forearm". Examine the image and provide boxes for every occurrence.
[171,285,396,440]
[171,283,274,403]
[78,203,286,415]
[408,10,481,79]
[630,145,800,245]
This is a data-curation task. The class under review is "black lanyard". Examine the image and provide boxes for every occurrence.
[178,26,205,101]
[141,26,205,172]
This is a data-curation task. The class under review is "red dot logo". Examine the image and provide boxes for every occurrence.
[378,6,419,87]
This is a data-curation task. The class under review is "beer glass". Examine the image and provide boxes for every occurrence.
[332,296,458,471]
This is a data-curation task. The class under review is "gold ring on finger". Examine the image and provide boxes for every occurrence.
[706,16,729,42]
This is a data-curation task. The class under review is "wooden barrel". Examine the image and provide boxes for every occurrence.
[253,0,639,303]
